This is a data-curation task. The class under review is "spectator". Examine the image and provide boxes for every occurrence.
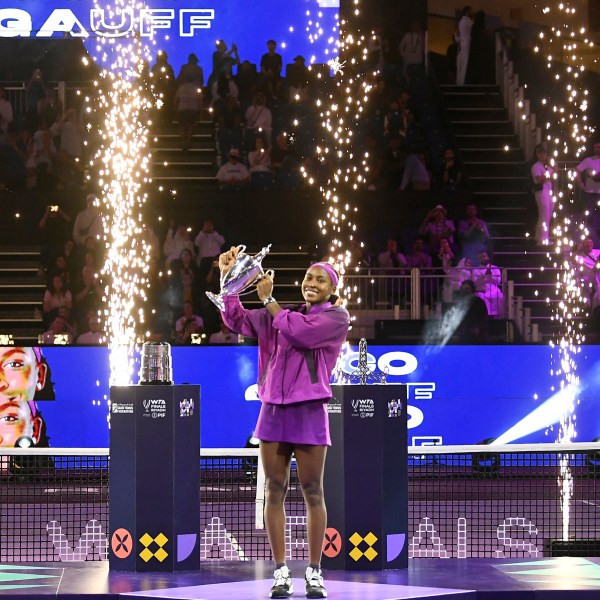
[457,204,490,263]
[26,68,46,127]
[37,87,61,128]
[176,53,204,86]
[211,72,239,106]
[531,144,555,245]
[140,223,161,262]
[398,148,431,192]
[194,219,225,263]
[174,317,204,344]
[245,91,272,146]
[209,320,240,344]
[32,119,56,189]
[456,6,474,85]
[465,10,488,84]
[40,315,74,345]
[169,249,201,319]
[441,148,463,191]
[208,40,240,88]
[42,275,73,325]
[454,279,489,343]
[287,55,311,103]
[0,86,13,144]
[39,203,73,268]
[163,222,195,267]
[248,135,272,173]
[236,60,259,105]
[1,128,28,189]
[270,132,302,189]
[73,266,102,332]
[175,301,204,336]
[364,134,386,191]
[399,21,425,83]
[49,254,71,286]
[575,140,600,228]
[77,313,104,344]
[214,94,243,130]
[52,108,84,189]
[419,204,456,255]
[151,50,176,123]
[377,238,408,306]
[575,238,600,305]
[260,40,283,82]
[386,136,407,190]
[442,256,471,304]
[302,146,335,188]
[384,101,408,140]
[407,237,432,269]
[73,235,101,274]
[377,238,407,270]
[73,194,102,246]
[174,76,202,151]
[366,26,386,71]
[216,148,250,191]
[472,251,504,317]
[54,108,83,161]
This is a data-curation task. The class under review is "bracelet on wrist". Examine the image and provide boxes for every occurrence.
[263,296,276,306]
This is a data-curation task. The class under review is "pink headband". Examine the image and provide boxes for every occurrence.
[33,347,42,364]
[312,262,339,287]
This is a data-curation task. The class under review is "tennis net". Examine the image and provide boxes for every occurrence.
[1,443,599,561]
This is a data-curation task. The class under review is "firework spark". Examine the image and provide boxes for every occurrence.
[536,1,593,540]
[86,2,156,385]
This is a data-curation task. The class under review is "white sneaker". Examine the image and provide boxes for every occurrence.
[270,565,293,598]
[305,566,327,598]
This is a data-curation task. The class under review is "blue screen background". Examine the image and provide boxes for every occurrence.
[16,0,339,77]
[36,345,600,449]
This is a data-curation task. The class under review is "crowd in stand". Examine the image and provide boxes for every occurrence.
[3,19,600,345]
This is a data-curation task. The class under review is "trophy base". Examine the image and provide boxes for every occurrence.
[206,291,225,312]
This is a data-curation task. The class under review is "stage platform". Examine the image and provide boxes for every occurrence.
[1,558,600,599]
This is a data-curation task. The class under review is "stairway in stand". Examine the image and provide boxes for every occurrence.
[440,83,557,339]
[150,117,217,191]
[0,247,45,344]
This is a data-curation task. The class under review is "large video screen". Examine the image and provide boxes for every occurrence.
[2,344,600,450]
[1,0,339,76]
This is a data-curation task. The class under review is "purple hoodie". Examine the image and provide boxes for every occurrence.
[222,295,349,405]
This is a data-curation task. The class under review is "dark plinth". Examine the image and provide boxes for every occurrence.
[109,384,200,572]
[322,384,408,570]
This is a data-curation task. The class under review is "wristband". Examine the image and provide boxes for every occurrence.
[263,296,277,306]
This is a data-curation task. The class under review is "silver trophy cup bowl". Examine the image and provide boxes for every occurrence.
[206,244,272,311]
[139,341,173,385]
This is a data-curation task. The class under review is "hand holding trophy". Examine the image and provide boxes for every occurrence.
[207,244,273,311]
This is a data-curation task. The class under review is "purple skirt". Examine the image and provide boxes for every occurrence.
[255,400,331,446]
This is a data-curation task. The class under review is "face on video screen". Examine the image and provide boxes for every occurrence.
[0,347,47,448]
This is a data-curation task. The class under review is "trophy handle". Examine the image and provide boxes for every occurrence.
[236,244,247,256]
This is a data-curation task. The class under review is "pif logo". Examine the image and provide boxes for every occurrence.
[111,528,132,559]
[322,528,341,558]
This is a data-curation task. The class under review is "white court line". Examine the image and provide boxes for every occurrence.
[55,567,66,596]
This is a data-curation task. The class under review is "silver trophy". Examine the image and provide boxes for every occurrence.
[206,244,272,311]
[139,341,173,385]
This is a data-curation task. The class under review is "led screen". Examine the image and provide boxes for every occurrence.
[2,345,599,449]
[0,0,339,77]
